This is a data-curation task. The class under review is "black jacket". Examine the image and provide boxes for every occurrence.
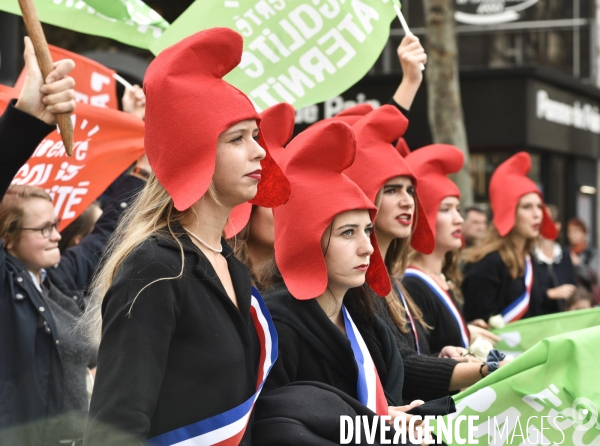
[462,251,544,322]
[370,293,457,403]
[402,276,467,354]
[0,102,143,446]
[262,285,404,406]
[84,228,262,445]
[254,381,401,445]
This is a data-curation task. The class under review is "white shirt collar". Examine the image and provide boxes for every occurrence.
[28,268,47,292]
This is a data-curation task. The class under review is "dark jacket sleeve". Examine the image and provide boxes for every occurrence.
[389,98,410,118]
[400,346,456,403]
[84,243,180,446]
[50,175,145,296]
[462,253,504,322]
[372,316,404,406]
[0,100,56,201]
[263,321,301,394]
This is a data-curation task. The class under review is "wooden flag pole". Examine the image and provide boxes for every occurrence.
[18,0,74,156]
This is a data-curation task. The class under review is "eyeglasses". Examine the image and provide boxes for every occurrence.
[21,219,61,238]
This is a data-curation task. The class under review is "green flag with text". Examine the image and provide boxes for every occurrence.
[493,308,600,356]
[150,0,397,111]
[0,0,168,49]
[432,326,600,445]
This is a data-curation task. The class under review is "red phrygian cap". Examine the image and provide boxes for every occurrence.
[144,28,290,211]
[342,105,435,254]
[489,152,558,239]
[332,103,375,126]
[225,102,296,238]
[405,145,464,248]
[274,121,391,300]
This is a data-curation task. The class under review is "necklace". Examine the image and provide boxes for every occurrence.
[183,227,223,253]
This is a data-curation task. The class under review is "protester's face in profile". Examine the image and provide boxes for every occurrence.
[249,206,274,248]
[463,210,487,242]
[436,196,463,252]
[6,198,61,271]
[514,193,543,239]
[322,210,374,293]
[375,176,415,240]
[213,119,265,207]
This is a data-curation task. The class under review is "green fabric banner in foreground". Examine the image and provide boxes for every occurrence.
[0,0,169,49]
[492,308,600,356]
[150,0,397,111]
[432,326,600,445]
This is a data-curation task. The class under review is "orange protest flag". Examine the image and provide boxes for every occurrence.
[18,0,74,155]
[1,86,145,230]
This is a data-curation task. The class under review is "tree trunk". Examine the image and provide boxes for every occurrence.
[422,0,473,206]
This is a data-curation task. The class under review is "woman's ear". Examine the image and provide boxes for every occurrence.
[72,234,83,246]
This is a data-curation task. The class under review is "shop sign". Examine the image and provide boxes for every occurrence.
[455,0,540,25]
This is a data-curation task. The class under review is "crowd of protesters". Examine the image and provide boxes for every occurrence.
[0,28,598,446]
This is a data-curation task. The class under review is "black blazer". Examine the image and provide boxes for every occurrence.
[402,275,467,354]
[262,285,404,406]
[462,251,543,322]
[84,228,262,445]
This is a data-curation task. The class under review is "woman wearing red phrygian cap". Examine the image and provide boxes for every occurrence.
[462,152,558,324]
[253,120,435,443]
[225,102,296,293]
[83,28,291,446]
[339,106,500,402]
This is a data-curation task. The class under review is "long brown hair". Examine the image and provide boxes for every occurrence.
[229,213,278,292]
[407,249,464,304]
[463,225,535,279]
[374,189,431,333]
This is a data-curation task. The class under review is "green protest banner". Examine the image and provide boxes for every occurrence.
[150,0,397,111]
[0,0,168,49]
[493,308,600,356]
[431,326,600,445]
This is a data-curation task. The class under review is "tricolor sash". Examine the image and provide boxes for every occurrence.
[341,306,389,416]
[393,282,421,354]
[148,287,278,446]
[404,267,470,348]
[501,255,533,324]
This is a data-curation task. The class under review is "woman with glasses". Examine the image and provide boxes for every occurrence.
[0,39,147,446]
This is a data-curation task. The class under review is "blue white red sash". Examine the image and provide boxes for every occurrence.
[393,282,421,354]
[404,267,470,348]
[501,255,533,324]
[148,287,278,446]
[341,306,389,416]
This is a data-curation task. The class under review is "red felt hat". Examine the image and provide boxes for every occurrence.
[489,152,557,239]
[225,102,296,238]
[274,121,391,299]
[341,105,435,254]
[395,138,410,157]
[144,28,290,211]
[332,103,375,126]
[405,145,464,248]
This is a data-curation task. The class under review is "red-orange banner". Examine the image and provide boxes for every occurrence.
[14,45,118,109]
[1,86,144,230]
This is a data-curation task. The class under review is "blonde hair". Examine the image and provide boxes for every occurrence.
[463,225,535,279]
[374,189,431,333]
[0,185,53,247]
[82,175,224,346]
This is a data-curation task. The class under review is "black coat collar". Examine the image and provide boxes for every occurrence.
[154,221,253,323]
